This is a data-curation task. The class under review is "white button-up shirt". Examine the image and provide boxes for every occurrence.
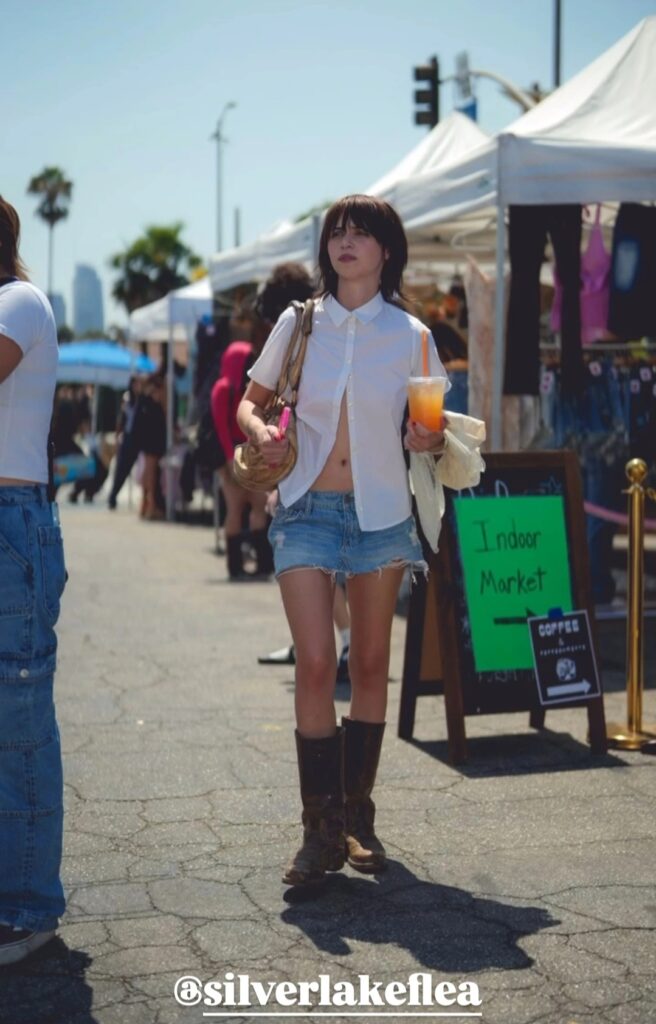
[248,292,448,531]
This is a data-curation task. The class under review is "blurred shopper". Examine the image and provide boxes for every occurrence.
[211,264,316,581]
[211,340,272,579]
[0,196,67,964]
[238,196,448,887]
[50,387,85,472]
[137,372,167,520]
[67,390,111,504]
[107,375,141,510]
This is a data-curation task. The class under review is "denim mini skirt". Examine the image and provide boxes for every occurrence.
[268,490,427,580]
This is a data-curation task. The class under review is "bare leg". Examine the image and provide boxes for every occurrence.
[342,565,404,874]
[143,455,163,519]
[278,570,337,738]
[346,566,405,722]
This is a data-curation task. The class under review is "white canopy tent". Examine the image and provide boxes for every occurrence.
[208,113,491,293]
[389,16,656,445]
[127,276,212,343]
[209,217,320,294]
[368,112,494,270]
[367,111,490,197]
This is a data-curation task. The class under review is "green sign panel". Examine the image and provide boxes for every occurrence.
[453,496,573,672]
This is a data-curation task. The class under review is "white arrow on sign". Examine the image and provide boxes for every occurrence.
[546,680,592,698]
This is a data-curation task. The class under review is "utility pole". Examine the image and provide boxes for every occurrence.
[210,102,236,253]
[554,0,562,87]
[234,207,241,248]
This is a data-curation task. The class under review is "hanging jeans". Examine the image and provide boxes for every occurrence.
[554,360,627,605]
[0,486,66,932]
[580,361,627,605]
[505,204,582,396]
[608,203,656,340]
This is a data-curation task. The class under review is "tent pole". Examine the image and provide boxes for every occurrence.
[491,200,506,450]
[312,213,321,267]
[91,385,99,436]
[165,320,174,522]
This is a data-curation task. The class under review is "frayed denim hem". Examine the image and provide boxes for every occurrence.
[276,560,429,584]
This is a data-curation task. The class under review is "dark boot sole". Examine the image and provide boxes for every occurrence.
[347,856,388,874]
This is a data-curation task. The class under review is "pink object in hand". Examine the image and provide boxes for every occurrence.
[278,406,291,437]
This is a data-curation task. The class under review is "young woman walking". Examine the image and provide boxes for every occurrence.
[237,195,448,886]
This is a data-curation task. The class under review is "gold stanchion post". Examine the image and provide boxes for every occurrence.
[607,458,656,750]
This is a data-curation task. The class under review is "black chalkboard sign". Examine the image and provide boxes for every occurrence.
[399,451,607,763]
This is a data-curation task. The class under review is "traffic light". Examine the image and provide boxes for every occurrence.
[413,56,439,128]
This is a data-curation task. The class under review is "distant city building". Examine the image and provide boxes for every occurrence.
[73,264,104,335]
[49,292,66,329]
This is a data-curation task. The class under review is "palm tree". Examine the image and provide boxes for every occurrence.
[110,223,203,314]
[27,166,73,299]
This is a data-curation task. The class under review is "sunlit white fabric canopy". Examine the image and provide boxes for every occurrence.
[127,277,212,343]
[209,218,320,294]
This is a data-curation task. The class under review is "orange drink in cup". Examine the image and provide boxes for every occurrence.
[407,376,447,432]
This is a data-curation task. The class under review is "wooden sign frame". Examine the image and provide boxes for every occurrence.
[399,451,608,764]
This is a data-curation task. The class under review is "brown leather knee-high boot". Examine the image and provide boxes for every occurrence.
[343,717,387,873]
[283,729,345,887]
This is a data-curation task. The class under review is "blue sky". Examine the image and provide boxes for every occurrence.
[3,0,654,326]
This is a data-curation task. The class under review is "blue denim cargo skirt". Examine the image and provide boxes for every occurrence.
[268,490,427,580]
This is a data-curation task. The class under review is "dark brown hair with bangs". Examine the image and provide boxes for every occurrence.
[318,195,408,305]
[0,196,29,281]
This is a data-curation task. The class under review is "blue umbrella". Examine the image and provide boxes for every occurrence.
[57,340,155,388]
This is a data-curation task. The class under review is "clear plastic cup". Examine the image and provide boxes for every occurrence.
[407,376,447,431]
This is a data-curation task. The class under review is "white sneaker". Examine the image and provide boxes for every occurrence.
[0,927,56,966]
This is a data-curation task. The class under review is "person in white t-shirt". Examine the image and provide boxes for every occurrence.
[238,195,448,888]
[0,196,67,964]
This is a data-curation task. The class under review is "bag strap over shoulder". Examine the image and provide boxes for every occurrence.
[275,298,314,410]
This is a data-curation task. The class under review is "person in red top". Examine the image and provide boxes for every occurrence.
[211,340,271,579]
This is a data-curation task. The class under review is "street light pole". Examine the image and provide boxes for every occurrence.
[211,101,236,253]
[554,0,562,87]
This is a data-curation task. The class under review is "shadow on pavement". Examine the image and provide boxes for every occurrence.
[282,860,558,971]
[408,727,629,776]
[0,939,97,1024]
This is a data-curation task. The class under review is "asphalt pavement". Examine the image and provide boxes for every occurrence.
[1,495,655,1024]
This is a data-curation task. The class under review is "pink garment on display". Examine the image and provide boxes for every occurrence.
[550,204,611,345]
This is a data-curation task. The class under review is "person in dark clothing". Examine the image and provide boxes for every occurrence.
[108,376,141,509]
[67,386,110,504]
[68,445,109,504]
[51,389,83,458]
[137,372,167,520]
